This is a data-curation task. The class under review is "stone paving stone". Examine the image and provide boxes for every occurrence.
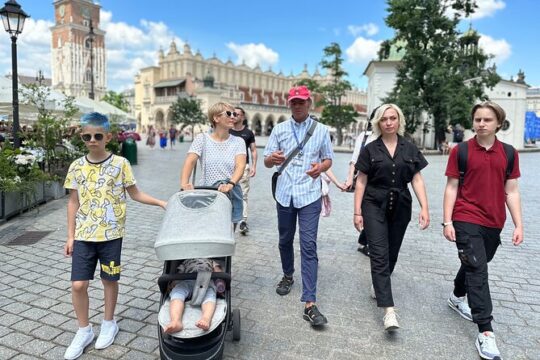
[31,324,64,341]
[11,318,42,333]
[0,313,23,327]
[119,349,156,360]
[126,336,158,353]
[0,345,18,359]
[19,307,49,321]
[0,332,33,350]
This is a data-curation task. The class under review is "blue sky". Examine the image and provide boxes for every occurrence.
[1,0,538,91]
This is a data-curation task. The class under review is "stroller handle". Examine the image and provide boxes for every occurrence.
[179,186,220,191]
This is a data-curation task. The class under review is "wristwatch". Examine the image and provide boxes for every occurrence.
[441,222,453,227]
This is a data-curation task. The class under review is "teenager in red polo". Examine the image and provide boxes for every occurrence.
[443,101,523,360]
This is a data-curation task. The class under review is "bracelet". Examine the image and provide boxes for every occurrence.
[441,221,453,227]
[227,180,236,186]
[354,213,362,216]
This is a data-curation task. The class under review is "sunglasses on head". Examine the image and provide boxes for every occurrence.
[221,110,238,118]
[81,133,105,141]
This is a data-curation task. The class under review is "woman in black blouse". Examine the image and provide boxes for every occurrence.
[353,103,430,331]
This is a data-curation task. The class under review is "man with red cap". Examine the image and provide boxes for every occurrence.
[263,85,334,327]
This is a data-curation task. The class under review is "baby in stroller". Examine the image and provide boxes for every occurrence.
[163,258,223,334]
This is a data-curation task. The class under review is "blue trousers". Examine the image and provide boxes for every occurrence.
[276,198,321,303]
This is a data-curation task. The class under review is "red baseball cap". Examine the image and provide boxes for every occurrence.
[287,85,311,102]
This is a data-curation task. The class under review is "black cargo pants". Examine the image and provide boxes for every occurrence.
[453,221,501,330]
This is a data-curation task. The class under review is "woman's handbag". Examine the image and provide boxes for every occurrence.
[271,121,318,201]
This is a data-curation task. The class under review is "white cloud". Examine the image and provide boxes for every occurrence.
[348,23,379,37]
[0,10,184,91]
[0,18,54,78]
[479,34,511,64]
[346,37,381,65]
[226,42,279,69]
[470,0,506,19]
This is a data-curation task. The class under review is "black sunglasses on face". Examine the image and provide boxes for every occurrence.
[221,110,238,118]
[81,133,105,141]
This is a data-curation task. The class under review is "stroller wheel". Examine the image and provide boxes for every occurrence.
[232,308,241,341]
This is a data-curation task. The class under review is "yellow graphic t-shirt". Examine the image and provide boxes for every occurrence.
[64,154,136,242]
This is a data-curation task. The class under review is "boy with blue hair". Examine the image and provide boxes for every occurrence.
[63,112,167,359]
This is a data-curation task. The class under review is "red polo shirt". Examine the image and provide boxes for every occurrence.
[445,136,520,229]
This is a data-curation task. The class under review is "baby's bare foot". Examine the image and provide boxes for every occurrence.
[163,321,183,334]
[195,317,211,331]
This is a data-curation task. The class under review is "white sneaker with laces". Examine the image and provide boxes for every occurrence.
[448,292,473,321]
[64,326,94,360]
[95,320,119,350]
[383,311,400,331]
[476,331,502,360]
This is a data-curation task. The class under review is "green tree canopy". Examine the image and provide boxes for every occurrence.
[169,96,206,140]
[382,0,499,147]
[101,91,129,112]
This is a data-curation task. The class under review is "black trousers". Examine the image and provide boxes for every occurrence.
[453,221,501,330]
[363,204,410,308]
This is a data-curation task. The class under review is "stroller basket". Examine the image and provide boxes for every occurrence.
[155,190,235,261]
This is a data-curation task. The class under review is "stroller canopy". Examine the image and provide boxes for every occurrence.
[155,190,235,261]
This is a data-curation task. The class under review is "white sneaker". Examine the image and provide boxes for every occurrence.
[95,320,119,350]
[448,293,473,321]
[370,284,376,299]
[476,331,502,360]
[383,311,400,331]
[64,326,94,360]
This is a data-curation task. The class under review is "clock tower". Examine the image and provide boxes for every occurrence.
[51,0,106,99]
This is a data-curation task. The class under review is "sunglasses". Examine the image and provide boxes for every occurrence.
[220,110,238,118]
[81,133,105,141]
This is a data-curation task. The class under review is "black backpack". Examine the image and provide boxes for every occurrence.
[457,141,515,186]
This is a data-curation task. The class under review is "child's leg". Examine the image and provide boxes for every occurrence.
[164,299,185,333]
[102,279,118,321]
[196,287,217,330]
[196,300,216,330]
[163,281,191,333]
[97,238,123,322]
[72,280,90,327]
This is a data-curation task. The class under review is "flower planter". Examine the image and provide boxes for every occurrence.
[44,181,67,200]
[0,182,46,221]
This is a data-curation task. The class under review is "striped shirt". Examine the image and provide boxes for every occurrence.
[264,116,334,208]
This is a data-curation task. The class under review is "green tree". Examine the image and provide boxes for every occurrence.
[317,43,358,146]
[383,0,499,147]
[169,96,206,141]
[101,90,129,112]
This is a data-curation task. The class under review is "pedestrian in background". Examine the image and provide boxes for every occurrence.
[63,112,166,360]
[443,101,523,360]
[169,124,178,149]
[146,125,156,149]
[264,85,333,327]
[346,108,377,256]
[353,103,429,331]
[230,106,257,235]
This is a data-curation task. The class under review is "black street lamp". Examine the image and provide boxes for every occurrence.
[0,0,29,149]
[88,19,95,100]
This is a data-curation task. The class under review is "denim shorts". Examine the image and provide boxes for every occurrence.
[71,238,123,281]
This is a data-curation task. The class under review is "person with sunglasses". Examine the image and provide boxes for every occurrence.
[63,112,167,360]
[180,102,247,228]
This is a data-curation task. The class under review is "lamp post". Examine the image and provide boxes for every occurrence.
[88,19,95,100]
[0,0,29,149]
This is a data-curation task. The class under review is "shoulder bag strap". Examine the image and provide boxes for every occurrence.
[278,120,318,175]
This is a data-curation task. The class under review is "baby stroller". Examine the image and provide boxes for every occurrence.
[155,187,241,360]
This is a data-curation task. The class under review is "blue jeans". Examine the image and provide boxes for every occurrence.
[277,198,322,303]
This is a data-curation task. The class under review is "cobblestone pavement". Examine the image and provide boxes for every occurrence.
[1,140,539,360]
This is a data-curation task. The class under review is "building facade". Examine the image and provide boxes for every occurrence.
[134,41,367,136]
[50,0,106,99]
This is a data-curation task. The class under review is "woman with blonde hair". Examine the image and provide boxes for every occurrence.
[180,102,246,228]
[353,103,430,331]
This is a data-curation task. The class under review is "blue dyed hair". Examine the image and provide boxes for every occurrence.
[80,112,110,131]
